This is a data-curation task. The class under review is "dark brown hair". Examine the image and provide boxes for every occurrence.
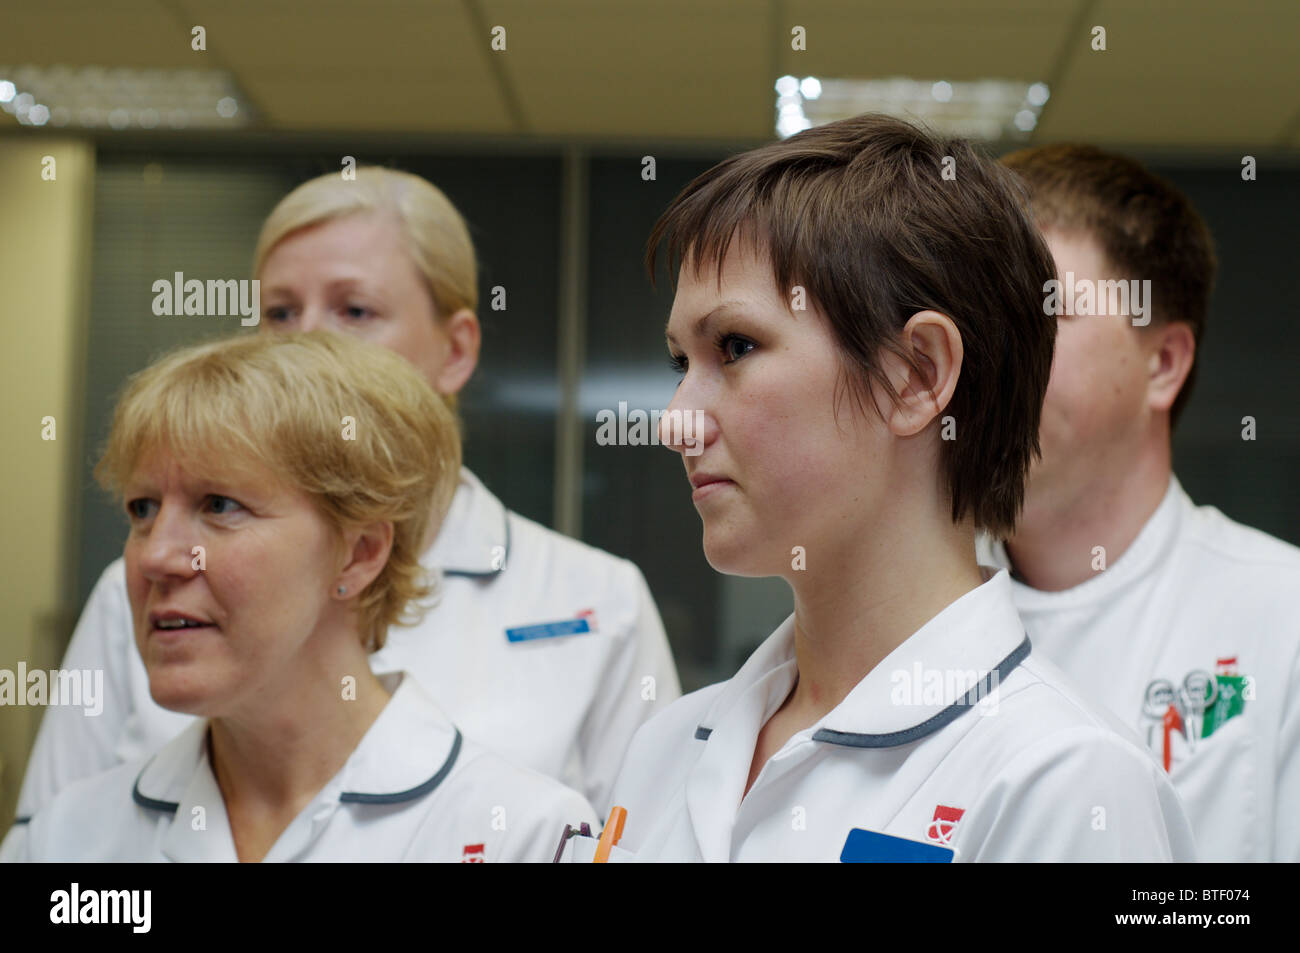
[1000,143,1216,426]
[646,113,1057,537]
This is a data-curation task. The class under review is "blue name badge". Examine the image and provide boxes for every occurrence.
[505,617,592,643]
[840,828,954,863]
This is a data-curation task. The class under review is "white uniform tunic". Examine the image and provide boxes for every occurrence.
[15,468,680,821]
[597,571,1195,862]
[3,673,596,862]
[977,476,1300,861]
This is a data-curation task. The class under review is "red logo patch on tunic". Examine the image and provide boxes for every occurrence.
[462,843,486,863]
[926,805,965,845]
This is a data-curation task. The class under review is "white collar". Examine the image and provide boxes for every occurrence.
[132,672,463,819]
[423,467,511,577]
[695,570,1029,748]
[681,571,1029,862]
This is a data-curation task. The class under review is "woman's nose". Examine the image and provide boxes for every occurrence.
[136,506,200,581]
[659,390,717,457]
[296,305,328,332]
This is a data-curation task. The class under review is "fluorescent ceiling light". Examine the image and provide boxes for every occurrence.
[0,65,253,129]
[774,75,1049,141]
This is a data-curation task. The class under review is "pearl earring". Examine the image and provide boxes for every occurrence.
[337,585,347,596]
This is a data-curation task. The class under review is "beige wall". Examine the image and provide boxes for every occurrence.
[0,135,95,834]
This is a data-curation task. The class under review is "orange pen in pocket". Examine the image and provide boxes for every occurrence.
[593,806,627,863]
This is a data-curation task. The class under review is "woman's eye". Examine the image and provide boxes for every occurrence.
[343,304,372,320]
[264,306,292,324]
[126,498,156,520]
[668,353,687,374]
[206,495,244,515]
[719,334,755,363]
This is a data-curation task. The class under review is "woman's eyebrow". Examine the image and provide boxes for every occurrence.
[260,276,377,298]
[665,300,747,347]
[258,281,296,299]
[324,277,368,293]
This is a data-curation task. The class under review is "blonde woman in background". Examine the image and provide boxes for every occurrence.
[3,332,595,861]
[13,167,679,828]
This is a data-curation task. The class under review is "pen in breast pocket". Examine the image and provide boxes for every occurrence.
[593,806,627,863]
[551,821,593,863]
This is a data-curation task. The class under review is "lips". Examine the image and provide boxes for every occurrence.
[149,610,216,633]
[688,472,731,490]
[688,472,735,502]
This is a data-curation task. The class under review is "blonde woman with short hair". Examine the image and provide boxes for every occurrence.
[3,332,595,862]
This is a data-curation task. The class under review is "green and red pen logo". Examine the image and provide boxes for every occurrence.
[1141,657,1249,772]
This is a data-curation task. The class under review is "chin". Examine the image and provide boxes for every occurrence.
[701,529,773,577]
[146,669,222,717]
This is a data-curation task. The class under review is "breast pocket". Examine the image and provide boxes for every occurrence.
[557,834,638,863]
[1169,710,1257,861]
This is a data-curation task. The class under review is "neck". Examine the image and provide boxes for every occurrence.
[783,496,985,726]
[209,638,391,813]
[421,472,463,554]
[1006,438,1171,592]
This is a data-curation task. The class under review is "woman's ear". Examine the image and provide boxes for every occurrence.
[434,308,481,396]
[877,310,964,438]
[333,521,395,600]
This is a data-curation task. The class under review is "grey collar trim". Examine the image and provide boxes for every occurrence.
[339,727,463,805]
[694,636,1031,750]
[442,513,511,578]
[131,762,180,815]
[813,636,1031,748]
[130,727,464,812]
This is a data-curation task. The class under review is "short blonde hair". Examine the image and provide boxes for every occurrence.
[253,166,478,317]
[95,331,462,651]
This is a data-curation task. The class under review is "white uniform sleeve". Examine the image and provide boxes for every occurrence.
[1274,640,1300,861]
[963,727,1197,862]
[577,562,681,816]
[15,559,135,818]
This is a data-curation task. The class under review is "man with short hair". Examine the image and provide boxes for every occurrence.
[981,144,1300,861]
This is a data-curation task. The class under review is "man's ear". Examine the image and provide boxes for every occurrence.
[1145,320,1195,415]
[332,521,395,601]
[433,308,481,397]
[877,310,964,437]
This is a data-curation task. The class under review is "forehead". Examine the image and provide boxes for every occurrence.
[125,443,278,495]
[1041,226,1112,277]
[665,244,786,336]
[260,213,410,283]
